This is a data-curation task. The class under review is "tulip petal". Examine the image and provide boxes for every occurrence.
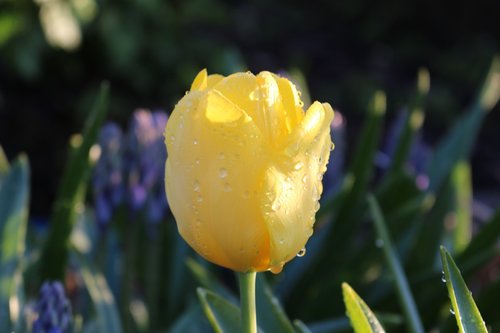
[191,69,208,91]
[165,89,272,272]
[262,101,334,270]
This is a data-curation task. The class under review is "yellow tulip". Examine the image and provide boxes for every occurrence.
[164,69,334,273]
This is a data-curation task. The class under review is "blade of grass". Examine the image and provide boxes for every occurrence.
[40,82,109,280]
[368,194,424,333]
[440,246,488,333]
[197,288,242,333]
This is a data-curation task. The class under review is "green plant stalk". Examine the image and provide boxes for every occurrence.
[238,272,257,333]
[368,194,425,333]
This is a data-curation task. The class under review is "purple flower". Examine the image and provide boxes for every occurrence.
[32,282,72,333]
[92,123,125,226]
[124,110,168,223]
[92,109,169,228]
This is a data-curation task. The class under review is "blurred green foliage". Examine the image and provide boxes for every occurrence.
[1,0,500,217]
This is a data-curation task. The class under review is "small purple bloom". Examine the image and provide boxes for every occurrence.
[32,282,72,333]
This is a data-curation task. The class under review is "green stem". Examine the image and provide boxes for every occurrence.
[238,271,257,333]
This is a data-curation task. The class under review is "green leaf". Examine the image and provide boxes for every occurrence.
[197,288,242,333]
[169,302,210,333]
[440,246,488,333]
[255,274,295,333]
[386,68,428,177]
[448,161,472,253]
[427,56,500,194]
[40,82,109,280]
[342,283,385,333]
[459,212,500,263]
[76,252,123,333]
[293,320,313,333]
[0,146,9,176]
[186,257,237,304]
[0,155,29,332]
[368,194,425,333]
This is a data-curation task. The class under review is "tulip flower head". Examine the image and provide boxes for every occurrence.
[165,69,334,273]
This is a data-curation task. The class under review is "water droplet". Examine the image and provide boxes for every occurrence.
[243,190,250,198]
[219,168,228,179]
[193,180,200,191]
[306,229,314,237]
[441,273,447,283]
[170,135,175,142]
[450,308,455,315]
[375,238,384,248]
[195,159,200,165]
[297,248,306,257]
[302,175,308,184]
[314,201,320,212]
[269,265,283,274]
[193,139,199,145]
[197,195,203,203]
[294,161,304,170]
[271,201,281,212]
[223,183,232,192]
[279,238,285,245]
[219,153,225,160]
[330,142,335,151]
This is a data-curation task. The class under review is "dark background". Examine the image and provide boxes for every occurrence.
[1,0,499,217]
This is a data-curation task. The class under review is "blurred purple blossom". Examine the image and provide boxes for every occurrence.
[32,281,72,333]
[92,109,169,227]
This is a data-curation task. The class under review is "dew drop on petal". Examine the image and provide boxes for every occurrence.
[243,190,250,198]
[195,159,200,165]
[193,139,199,145]
[219,168,228,179]
[219,152,225,160]
[297,248,306,257]
[197,195,203,203]
[269,265,283,274]
[223,183,232,192]
[294,161,304,170]
[271,201,281,212]
[193,180,200,192]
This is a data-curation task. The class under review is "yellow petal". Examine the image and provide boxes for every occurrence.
[165,89,272,272]
[190,69,208,91]
[261,101,334,270]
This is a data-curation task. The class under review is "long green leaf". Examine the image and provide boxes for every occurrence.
[368,194,424,333]
[169,302,210,333]
[293,320,313,333]
[342,283,385,333]
[186,258,237,305]
[255,274,295,333]
[0,155,29,332]
[76,252,123,333]
[0,146,9,176]
[40,82,109,280]
[427,56,500,193]
[386,67,428,177]
[449,161,472,253]
[197,288,242,333]
[440,246,488,333]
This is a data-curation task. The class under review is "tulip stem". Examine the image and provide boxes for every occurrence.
[238,271,257,333]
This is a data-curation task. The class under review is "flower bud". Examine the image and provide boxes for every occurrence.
[165,70,334,273]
